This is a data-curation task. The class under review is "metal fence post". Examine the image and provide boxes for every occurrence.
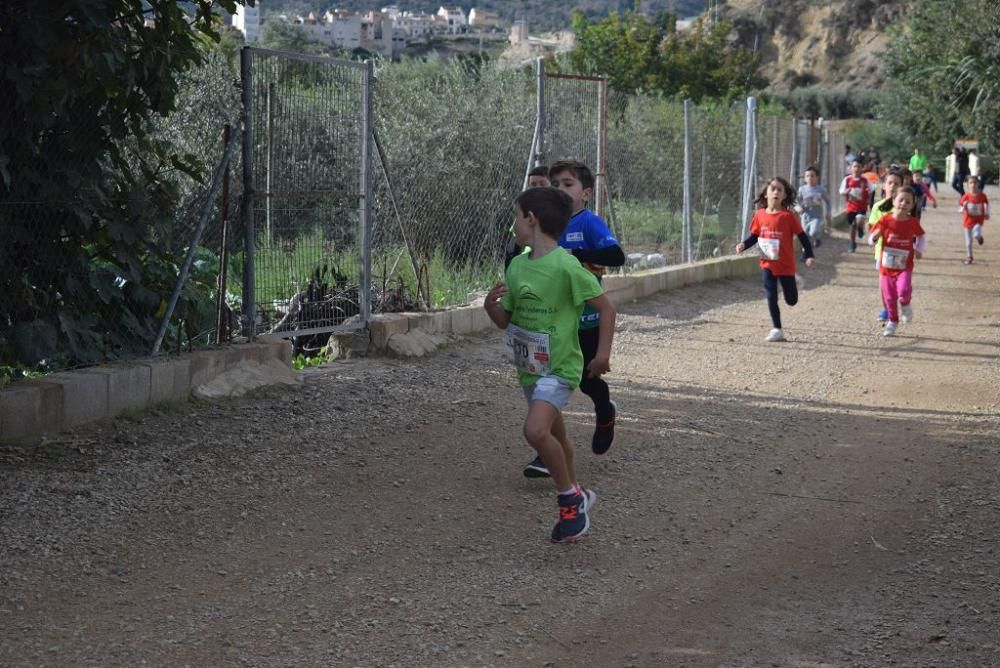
[240,47,256,341]
[789,118,799,184]
[359,59,374,325]
[265,81,274,248]
[522,57,546,189]
[740,96,757,240]
[535,57,545,167]
[682,98,693,263]
[596,76,608,218]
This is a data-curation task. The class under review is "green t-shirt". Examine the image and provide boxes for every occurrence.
[908,154,928,172]
[501,247,603,387]
[870,197,892,260]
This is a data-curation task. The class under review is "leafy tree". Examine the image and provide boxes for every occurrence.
[559,10,766,102]
[882,0,1000,152]
[0,0,246,369]
[260,18,327,54]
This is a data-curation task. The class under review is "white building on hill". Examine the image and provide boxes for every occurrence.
[469,8,501,30]
[436,6,467,34]
[232,2,261,42]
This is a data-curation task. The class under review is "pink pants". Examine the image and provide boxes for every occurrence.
[880,271,912,323]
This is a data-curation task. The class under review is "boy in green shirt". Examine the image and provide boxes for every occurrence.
[484,187,616,543]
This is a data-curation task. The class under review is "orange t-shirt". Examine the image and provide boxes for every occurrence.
[750,209,803,277]
[871,214,925,276]
[958,192,989,229]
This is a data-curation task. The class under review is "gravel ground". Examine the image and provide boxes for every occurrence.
[1,188,998,668]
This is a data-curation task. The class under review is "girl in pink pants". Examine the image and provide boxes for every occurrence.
[868,187,926,337]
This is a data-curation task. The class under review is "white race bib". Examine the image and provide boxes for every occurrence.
[966,202,983,216]
[881,246,910,270]
[758,237,781,261]
[504,324,550,375]
[848,187,864,201]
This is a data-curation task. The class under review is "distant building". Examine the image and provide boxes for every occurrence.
[469,8,502,30]
[232,2,261,42]
[436,6,467,34]
[509,19,528,46]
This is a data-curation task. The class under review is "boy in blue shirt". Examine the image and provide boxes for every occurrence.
[522,160,626,478]
[484,187,615,542]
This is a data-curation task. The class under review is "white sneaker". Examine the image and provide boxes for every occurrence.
[766,328,785,342]
[900,303,913,323]
[883,321,897,337]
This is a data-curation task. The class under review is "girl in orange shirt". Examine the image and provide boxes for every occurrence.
[868,187,926,337]
[737,177,817,342]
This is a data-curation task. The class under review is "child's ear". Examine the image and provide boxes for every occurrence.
[582,187,593,203]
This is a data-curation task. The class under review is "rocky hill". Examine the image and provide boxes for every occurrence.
[721,0,910,92]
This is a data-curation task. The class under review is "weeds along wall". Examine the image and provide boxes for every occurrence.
[3,46,844,379]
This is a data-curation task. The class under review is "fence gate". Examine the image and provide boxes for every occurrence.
[240,47,373,341]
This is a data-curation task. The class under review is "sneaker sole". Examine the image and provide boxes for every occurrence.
[523,465,551,479]
[552,513,590,543]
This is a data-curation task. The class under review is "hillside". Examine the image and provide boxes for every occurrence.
[721,0,909,92]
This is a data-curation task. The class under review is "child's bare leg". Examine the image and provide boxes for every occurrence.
[523,401,575,491]
[550,410,575,485]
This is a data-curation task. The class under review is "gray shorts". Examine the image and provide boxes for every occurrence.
[522,375,574,410]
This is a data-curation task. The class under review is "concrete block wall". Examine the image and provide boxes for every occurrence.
[0,339,292,446]
[367,254,760,354]
[2,255,756,445]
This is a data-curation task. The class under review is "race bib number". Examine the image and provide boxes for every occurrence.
[758,237,781,261]
[881,246,910,270]
[504,324,550,375]
[966,202,983,216]
[848,187,864,201]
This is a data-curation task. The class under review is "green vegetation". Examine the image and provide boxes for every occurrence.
[882,0,1000,154]
[1,0,242,371]
[558,10,766,101]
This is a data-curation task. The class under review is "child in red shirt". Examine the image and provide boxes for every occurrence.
[839,160,871,252]
[737,176,816,342]
[957,174,989,264]
[868,186,926,337]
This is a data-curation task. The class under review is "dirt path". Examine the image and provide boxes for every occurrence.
[2,188,998,668]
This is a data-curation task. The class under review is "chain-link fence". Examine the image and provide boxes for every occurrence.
[4,46,849,379]
[240,48,370,343]
[371,59,535,311]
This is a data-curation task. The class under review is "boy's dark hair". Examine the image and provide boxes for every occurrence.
[754,176,797,209]
[528,165,549,178]
[548,159,595,191]
[895,186,920,217]
[804,165,820,177]
[516,187,573,239]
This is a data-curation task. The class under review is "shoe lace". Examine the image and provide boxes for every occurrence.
[559,504,579,521]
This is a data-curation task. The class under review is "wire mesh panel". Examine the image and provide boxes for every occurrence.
[243,48,368,338]
[757,113,795,189]
[371,61,535,309]
[688,103,747,260]
[826,130,848,216]
[604,91,687,267]
[542,74,602,175]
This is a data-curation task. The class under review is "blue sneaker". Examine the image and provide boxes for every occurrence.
[551,488,596,543]
[849,239,857,253]
[877,308,888,323]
